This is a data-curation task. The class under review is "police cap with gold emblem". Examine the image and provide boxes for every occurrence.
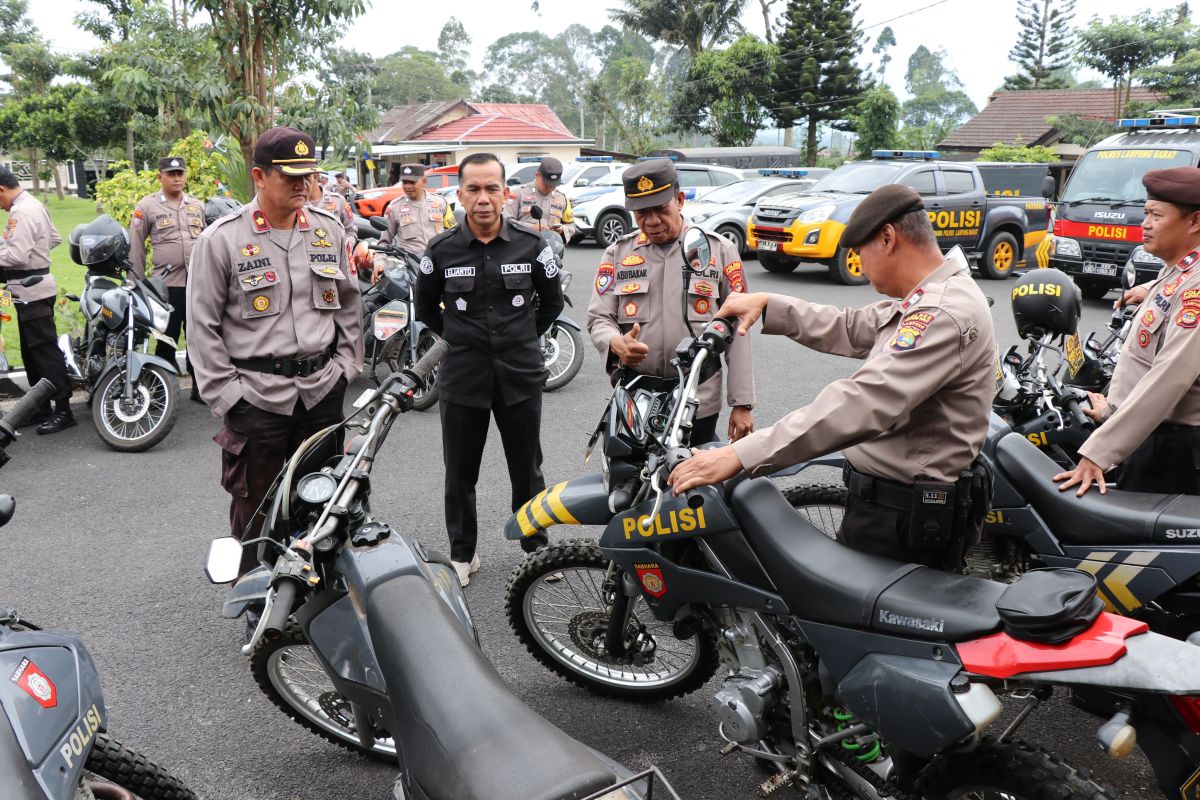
[1143,167,1200,208]
[253,127,321,176]
[623,158,678,211]
[841,184,926,248]
[399,163,426,181]
[158,156,186,173]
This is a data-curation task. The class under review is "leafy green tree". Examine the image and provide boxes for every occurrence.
[1044,113,1118,147]
[437,17,476,91]
[1077,12,1177,118]
[374,47,468,108]
[1002,0,1076,90]
[0,0,36,50]
[276,81,378,160]
[609,0,749,57]
[854,85,900,158]
[673,34,776,146]
[1137,11,1200,108]
[871,26,896,81]
[977,141,1058,162]
[899,45,976,149]
[771,0,867,166]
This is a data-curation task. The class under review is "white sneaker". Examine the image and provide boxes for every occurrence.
[451,554,481,587]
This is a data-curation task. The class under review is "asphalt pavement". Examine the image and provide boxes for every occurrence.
[0,245,1162,799]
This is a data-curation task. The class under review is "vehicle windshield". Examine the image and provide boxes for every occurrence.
[700,179,778,205]
[593,171,626,187]
[810,161,905,193]
[559,165,585,185]
[1061,149,1194,204]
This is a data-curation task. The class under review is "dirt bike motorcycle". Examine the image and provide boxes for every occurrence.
[526,205,586,392]
[0,378,196,800]
[203,339,678,800]
[60,216,180,452]
[503,305,1200,799]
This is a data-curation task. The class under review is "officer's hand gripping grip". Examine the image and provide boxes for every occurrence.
[664,446,705,510]
[263,578,299,643]
[403,335,450,387]
[700,317,737,355]
[1063,397,1094,432]
[0,378,56,441]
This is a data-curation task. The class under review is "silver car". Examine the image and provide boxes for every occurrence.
[685,177,816,255]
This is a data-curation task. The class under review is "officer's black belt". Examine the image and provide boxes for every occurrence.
[0,267,49,280]
[1156,421,1200,434]
[843,463,915,512]
[232,349,334,378]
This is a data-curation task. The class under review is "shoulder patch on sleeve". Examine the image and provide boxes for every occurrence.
[890,311,937,351]
[1177,307,1200,329]
[723,260,746,293]
[596,263,615,295]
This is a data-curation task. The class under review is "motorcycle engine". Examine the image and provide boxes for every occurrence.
[712,666,783,744]
[86,355,104,382]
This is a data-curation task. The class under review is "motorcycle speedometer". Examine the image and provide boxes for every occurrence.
[296,472,338,505]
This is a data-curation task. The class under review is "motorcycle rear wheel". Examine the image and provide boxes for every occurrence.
[782,483,846,539]
[250,621,397,761]
[84,733,197,800]
[917,737,1116,800]
[91,363,179,452]
[506,539,719,701]
[371,331,440,410]
[543,322,584,392]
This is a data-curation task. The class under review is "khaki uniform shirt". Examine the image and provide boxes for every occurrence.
[731,248,995,484]
[0,190,61,303]
[505,183,576,243]
[1080,248,1200,471]
[586,227,755,418]
[312,189,356,243]
[186,199,363,419]
[378,191,452,258]
[129,192,205,288]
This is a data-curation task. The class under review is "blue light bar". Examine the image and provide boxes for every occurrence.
[637,155,679,161]
[1117,115,1200,128]
[517,156,545,163]
[872,149,939,159]
[575,156,613,162]
[757,168,809,177]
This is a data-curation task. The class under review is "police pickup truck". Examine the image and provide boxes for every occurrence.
[1048,112,1200,299]
[746,150,1053,285]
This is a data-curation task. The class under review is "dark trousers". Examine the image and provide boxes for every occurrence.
[155,286,191,376]
[692,413,718,446]
[16,298,71,413]
[837,481,977,573]
[217,381,346,575]
[1119,424,1200,495]
[440,387,547,562]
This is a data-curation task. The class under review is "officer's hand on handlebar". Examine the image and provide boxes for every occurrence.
[668,446,745,495]
[716,292,769,336]
[370,257,384,285]
[610,323,650,367]
[1082,391,1108,422]
[1116,284,1149,309]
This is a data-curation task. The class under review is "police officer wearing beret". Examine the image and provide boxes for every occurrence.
[586,158,755,445]
[130,156,207,401]
[1057,167,1200,496]
[188,127,363,575]
[416,152,564,587]
[670,185,997,571]
[505,157,576,244]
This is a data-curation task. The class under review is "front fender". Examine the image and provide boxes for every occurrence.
[100,350,179,385]
[505,473,613,542]
[553,313,582,332]
[221,566,270,619]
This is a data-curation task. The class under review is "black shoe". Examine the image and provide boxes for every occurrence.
[36,410,77,435]
[18,410,52,429]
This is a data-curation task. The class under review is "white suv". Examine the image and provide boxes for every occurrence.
[504,158,627,198]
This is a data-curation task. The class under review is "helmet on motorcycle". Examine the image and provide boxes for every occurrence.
[205,196,242,226]
[1010,268,1082,339]
[69,215,129,273]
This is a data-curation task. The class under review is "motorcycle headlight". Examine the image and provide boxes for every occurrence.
[798,204,835,224]
[1053,237,1081,258]
[148,296,170,332]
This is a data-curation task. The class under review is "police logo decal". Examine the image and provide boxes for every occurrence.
[596,263,615,295]
[1142,310,1156,327]
[322,289,337,304]
[891,311,935,351]
[1177,308,1200,329]
[537,245,559,278]
[420,256,434,275]
[1139,329,1153,347]
[636,176,654,193]
[252,295,270,312]
[694,298,710,315]
[10,658,56,708]
[723,261,746,293]
[294,140,310,156]
[635,563,667,598]
[512,294,525,307]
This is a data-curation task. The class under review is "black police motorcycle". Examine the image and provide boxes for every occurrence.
[59,216,180,452]
[203,340,677,800]
[0,379,197,800]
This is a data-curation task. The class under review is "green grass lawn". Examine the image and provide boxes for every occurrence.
[1,195,101,367]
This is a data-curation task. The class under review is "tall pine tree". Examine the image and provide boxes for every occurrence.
[770,0,865,166]
[1002,0,1076,90]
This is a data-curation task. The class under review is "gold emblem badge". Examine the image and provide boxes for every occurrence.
[314,227,328,239]
[294,140,310,156]
[241,243,261,257]
[252,295,270,312]
[322,289,336,304]
[311,239,333,248]
[624,300,638,317]
[636,175,654,192]
[319,267,338,275]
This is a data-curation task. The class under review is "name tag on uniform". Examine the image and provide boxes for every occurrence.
[501,263,531,274]
[445,266,476,278]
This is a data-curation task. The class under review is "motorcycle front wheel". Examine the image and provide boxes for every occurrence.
[371,330,440,410]
[542,322,584,392]
[84,733,198,800]
[91,363,180,452]
[506,539,719,701]
[917,737,1116,799]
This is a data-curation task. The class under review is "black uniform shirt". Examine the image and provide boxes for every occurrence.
[416,216,564,407]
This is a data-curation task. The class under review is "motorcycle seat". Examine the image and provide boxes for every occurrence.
[365,574,620,800]
[994,432,1200,545]
[731,478,1004,641]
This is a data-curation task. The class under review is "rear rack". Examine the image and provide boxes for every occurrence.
[581,767,683,800]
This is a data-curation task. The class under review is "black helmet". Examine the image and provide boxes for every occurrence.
[69,215,129,271]
[205,196,242,226]
[1010,268,1082,339]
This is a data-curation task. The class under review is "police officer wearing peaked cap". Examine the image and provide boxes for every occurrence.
[375,163,454,275]
[415,152,564,587]
[188,126,363,575]
[505,156,576,244]
[670,184,998,572]
[1057,166,1200,496]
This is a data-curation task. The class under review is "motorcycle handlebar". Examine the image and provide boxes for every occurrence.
[403,336,450,386]
[0,379,56,433]
[264,578,298,641]
[1063,397,1093,431]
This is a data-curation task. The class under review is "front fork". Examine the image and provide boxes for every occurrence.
[124,304,137,403]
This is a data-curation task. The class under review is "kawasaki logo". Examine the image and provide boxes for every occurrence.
[1165,528,1200,539]
[1093,211,1127,220]
[878,609,945,633]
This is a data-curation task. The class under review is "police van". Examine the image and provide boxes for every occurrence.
[746,151,1053,285]
[1048,111,1200,299]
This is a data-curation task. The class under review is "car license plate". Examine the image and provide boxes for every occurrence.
[758,240,778,252]
[1081,261,1117,277]
[1064,333,1084,377]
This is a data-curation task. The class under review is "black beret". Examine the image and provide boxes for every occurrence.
[841,184,926,248]
[399,163,426,180]
[158,156,186,172]
[253,127,320,175]
[623,158,678,211]
[537,157,563,182]
[1143,167,1200,206]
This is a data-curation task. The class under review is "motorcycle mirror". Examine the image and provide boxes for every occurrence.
[205,537,244,584]
[681,227,710,274]
[19,275,43,287]
[368,216,387,231]
[1121,257,1138,292]
[0,495,14,528]
[1041,175,1055,200]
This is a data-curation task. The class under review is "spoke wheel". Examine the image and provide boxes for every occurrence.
[782,483,847,539]
[543,323,584,391]
[92,363,179,452]
[918,737,1116,800]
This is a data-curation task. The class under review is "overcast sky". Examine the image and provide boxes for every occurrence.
[27,0,1190,111]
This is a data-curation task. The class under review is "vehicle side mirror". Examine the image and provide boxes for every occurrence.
[205,537,244,584]
[576,178,590,187]
[1122,257,1138,291]
[682,227,710,274]
[1041,175,1055,200]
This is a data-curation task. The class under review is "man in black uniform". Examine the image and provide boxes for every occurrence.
[416,152,564,587]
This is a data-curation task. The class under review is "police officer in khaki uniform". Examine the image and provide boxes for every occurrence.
[1057,167,1200,496]
[130,156,206,401]
[504,157,577,244]
[0,166,73,433]
[670,185,997,571]
[188,127,363,575]
[374,163,453,275]
[332,173,355,201]
[307,174,355,246]
[587,158,755,444]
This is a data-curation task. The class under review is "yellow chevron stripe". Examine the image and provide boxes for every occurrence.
[545,482,579,525]
[1076,553,1117,613]
[1103,552,1158,613]
[529,488,555,528]
[517,500,538,537]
